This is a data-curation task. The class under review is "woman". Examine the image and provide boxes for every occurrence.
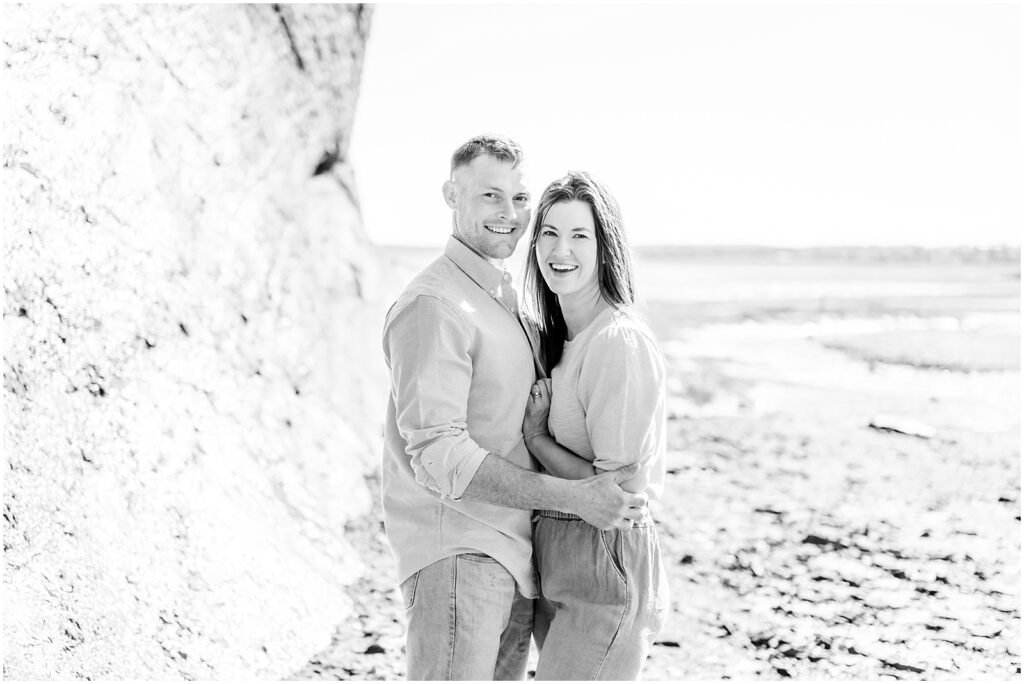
[522,171,669,680]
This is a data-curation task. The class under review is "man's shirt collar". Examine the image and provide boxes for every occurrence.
[444,236,519,314]
[444,236,506,293]
[442,236,545,377]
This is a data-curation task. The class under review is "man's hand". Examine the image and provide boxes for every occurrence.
[567,462,648,530]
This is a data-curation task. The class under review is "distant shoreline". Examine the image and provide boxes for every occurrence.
[633,244,1021,265]
[375,243,1021,265]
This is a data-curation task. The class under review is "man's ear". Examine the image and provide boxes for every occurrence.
[442,179,457,209]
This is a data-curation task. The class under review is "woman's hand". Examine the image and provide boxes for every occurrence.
[523,378,552,443]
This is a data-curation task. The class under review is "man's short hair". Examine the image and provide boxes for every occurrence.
[450,134,523,174]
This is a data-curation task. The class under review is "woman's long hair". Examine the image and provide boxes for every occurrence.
[524,171,638,373]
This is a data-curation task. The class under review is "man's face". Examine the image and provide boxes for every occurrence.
[443,155,531,261]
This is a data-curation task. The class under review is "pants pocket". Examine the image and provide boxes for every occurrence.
[460,552,500,564]
[599,530,628,587]
[400,570,420,610]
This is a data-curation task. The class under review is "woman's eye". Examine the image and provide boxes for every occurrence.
[541,229,556,237]
[573,233,589,239]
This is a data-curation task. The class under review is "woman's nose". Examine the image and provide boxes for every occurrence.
[550,235,572,257]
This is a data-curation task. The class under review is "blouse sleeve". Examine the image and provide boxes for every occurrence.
[577,321,666,473]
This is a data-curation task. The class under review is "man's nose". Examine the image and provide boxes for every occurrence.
[497,197,517,221]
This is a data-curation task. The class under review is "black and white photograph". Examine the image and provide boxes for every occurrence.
[3,2,1020,681]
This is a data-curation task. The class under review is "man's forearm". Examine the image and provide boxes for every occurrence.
[459,453,578,512]
[460,453,646,530]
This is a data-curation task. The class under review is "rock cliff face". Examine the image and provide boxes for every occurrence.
[3,5,380,678]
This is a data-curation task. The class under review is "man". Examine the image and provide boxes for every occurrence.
[382,134,647,681]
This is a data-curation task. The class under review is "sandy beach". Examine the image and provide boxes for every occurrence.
[295,248,1020,680]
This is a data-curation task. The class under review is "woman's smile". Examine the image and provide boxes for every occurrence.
[547,262,580,276]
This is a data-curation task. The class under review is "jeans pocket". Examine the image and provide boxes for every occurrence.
[599,530,628,587]
[400,570,420,610]
[460,552,499,564]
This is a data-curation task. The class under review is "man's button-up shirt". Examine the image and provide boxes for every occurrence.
[381,237,541,597]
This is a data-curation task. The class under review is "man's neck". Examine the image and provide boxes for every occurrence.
[452,234,504,269]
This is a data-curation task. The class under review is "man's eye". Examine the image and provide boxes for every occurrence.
[514,196,530,203]
[483,193,497,199]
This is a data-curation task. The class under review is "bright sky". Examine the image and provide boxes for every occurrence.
[349,3,1020,247]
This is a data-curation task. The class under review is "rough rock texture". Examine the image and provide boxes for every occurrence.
[3,4,379,678]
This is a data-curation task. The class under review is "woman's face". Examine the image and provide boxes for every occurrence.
[535,200,600,299]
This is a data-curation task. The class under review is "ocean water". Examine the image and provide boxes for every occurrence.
[631,250,1020,373]
[374,244,1021,372]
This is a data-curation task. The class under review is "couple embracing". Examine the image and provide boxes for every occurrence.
[381,134,668,681]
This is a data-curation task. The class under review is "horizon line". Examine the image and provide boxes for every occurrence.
[371,241,1022,251]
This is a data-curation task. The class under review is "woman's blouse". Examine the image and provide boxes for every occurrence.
[547,306,666,500]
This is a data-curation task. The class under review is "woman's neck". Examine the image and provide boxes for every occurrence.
[559,286,610,340]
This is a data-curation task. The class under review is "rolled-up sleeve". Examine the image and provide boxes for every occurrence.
[383,294,489,500]
[578,326,666,472]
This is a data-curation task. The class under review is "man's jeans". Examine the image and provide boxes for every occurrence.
[401,554,534,681]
